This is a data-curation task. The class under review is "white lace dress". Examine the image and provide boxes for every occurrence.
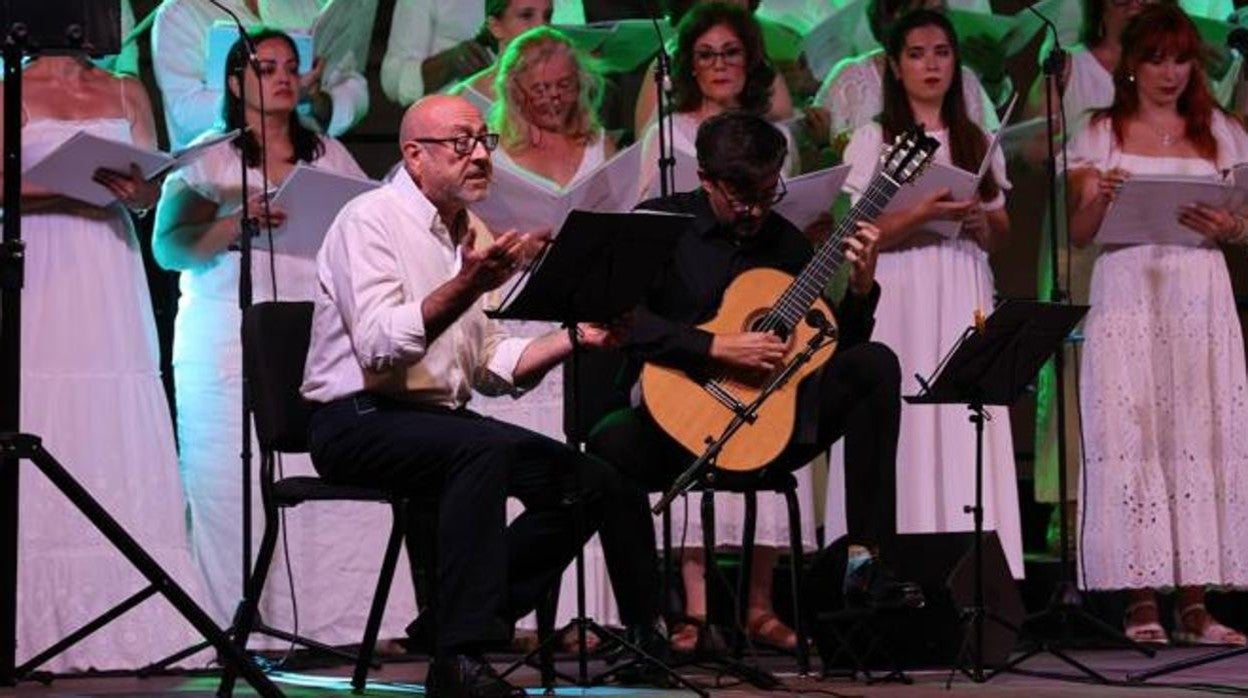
[17,116,207,671]
[164,130,418,646]
[831,122,1025,579]
[1070,115,1248,590]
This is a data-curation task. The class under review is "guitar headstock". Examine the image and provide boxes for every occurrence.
[878,124,940,185]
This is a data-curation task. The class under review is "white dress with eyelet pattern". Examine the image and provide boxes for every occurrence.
[1070,114,1248,590]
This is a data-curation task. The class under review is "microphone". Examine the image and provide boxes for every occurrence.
[1024,1,1065,76]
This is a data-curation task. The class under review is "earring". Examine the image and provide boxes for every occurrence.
[1128,74,1136,82]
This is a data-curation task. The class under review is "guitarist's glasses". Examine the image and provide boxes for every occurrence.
[717,177,788,216]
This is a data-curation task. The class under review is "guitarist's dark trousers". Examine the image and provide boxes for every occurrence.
[588,340,902,606]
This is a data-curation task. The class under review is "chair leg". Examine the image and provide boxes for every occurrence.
[351,499,408,694]
[217,489,283,697]
[737,490,758,657]
[783,484,810,674]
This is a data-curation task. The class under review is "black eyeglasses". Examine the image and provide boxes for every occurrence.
[411,132,501,156]
[719,177,787,215]
[692,46,746,68]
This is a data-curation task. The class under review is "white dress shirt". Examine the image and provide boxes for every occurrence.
[381,0,484,106]
[152,0,371,149]
[302,171,532,407]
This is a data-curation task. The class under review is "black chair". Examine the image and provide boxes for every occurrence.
[218,301,418,695]
[569,351,811,675]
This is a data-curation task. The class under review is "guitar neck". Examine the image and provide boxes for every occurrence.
[769,172,900,329]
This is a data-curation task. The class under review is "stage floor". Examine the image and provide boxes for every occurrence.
[5,647,1247,697]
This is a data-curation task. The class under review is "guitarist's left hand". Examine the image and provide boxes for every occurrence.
[844,221,881,296]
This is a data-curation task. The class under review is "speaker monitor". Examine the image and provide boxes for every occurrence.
[808,531,1024,669]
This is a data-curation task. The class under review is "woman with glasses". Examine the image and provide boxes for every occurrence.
[1066,4,1248,646]
[474,25,621,649]
[838,9,1023,579]
[637,2,798,203]
[152,29,418,647]
[635,1,811,656]
[450,0,554,108]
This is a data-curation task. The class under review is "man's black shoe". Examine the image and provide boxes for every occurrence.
[610,624,678,688]
[843,557,926,610]
[427,654,526,698]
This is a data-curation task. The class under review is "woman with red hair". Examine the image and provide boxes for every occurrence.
[1068,3,1248,646]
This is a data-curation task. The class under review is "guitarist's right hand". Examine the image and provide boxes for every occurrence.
[710,332,787,372]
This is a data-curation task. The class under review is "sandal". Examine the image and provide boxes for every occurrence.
[1173,604,1248,647]
[746,611,798,651]
[1123,599,1169,646]
[669,616,705,654]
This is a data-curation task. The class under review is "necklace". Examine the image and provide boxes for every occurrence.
[1141,120,1181,147]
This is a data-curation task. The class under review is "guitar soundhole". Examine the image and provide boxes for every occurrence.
[748,311,789,341]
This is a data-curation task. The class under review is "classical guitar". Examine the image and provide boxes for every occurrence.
[640,125,939,471]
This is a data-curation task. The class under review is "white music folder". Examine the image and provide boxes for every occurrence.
[22,129,239,207]
[469,141,643,234]
[260,165,380,259]
[1095,175,1242,247]
[772,164,851,230]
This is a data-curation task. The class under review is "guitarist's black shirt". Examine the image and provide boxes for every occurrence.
[625,188,881,383]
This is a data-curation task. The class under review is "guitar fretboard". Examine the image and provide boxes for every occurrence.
[762,172,901,333]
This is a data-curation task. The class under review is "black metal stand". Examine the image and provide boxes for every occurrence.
[943,403,1021,685]
[0,19,278,694]
[499,327,705,697]
[1008,8,1154,681]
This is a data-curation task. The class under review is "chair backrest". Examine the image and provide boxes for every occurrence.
[242,301,316,454]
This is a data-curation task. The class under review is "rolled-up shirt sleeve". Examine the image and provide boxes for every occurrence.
[474,320,534,396]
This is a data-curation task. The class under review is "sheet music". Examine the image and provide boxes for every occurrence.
[310,0,379,73]
[773,165,851,230]
[470,142,643,234]
[881,163,980,238]
[801,0,870,78]
[22,130,240,207]
[554,19,674,73]
[259,165,380,259]
[1096,175,1238,247]
[205,22,313,90]
[978,94,1018,180]
[1000,116,1046,159]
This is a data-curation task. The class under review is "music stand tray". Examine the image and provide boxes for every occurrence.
[904,300,1088,683]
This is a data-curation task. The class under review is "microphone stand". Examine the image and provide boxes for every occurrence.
[998,6,1152,683]
[0,8,278,695]
[650,10,675,197]
[140,3,355,677]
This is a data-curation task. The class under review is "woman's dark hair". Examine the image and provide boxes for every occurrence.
[665,0,761,27]
[222,28,324,168]
[1079,0,1177,48]
[868,0,934,46]
[670,2,774,114]
[880,9,998,200]
[1092,3,1221,160]
[475,0,513,53]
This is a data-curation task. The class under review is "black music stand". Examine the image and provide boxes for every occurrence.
[904,300,1087,685]
[0,4,279,695]
[487,209,705,696]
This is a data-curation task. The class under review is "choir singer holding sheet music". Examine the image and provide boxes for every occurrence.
[1,40,208,674]
[1064,4,1248,646]
[150,29,418,648]
[837,9,1024,580]
[152,0,372,150]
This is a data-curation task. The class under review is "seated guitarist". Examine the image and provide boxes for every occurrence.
[588,111,922,626]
